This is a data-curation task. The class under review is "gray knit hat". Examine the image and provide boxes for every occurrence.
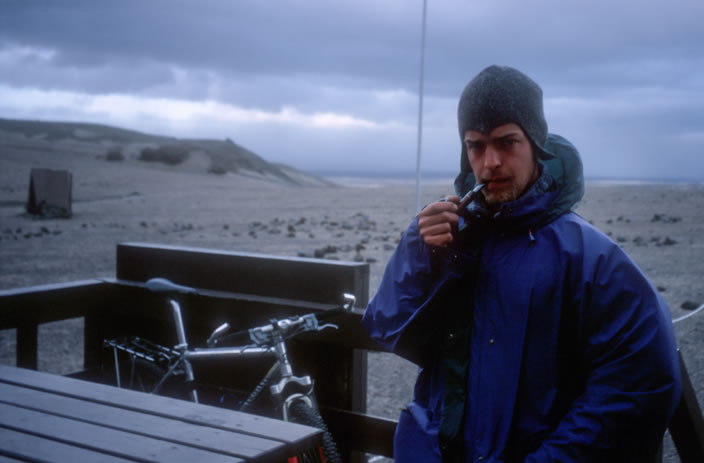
[457,65,553,173]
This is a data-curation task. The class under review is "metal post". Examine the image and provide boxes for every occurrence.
[415,0,428,213]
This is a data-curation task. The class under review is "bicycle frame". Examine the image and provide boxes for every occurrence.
[107,278,355,422]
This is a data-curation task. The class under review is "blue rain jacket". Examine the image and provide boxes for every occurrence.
[362,135,681,462]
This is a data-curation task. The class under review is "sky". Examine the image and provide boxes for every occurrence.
[0,0,703,180]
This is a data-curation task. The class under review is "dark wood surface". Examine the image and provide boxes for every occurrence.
[0,365,322,462]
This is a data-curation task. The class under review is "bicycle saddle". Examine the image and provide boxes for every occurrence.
[145,278,198,296]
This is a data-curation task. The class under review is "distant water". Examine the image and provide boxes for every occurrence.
[316,171,455,188]
[315,171,704,188]
[586,177,704,186]
[324,176,454,188]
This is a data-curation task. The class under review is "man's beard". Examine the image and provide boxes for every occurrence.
[483,182,522,206]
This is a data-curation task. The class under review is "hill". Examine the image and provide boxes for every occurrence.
[0,118,333,187]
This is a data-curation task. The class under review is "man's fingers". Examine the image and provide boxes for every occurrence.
[420,221,453,238]
[418,199,459,218]
[417,196,462,247]
[418,210,459,230]
[423,233,454,247]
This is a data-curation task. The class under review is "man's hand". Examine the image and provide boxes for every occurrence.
[417,196,460,247]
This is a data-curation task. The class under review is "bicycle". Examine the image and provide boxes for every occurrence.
[103,277,356,463]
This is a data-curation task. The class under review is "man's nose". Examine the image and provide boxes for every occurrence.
[484,146,501,169]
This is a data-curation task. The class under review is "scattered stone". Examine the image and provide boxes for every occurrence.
[223,224,230,230]
[140,221,148,228]
[616,236,628,243]
[355,243,366,252]
[657,286,667,292]
[656,236,677,247]
[365,257,377,263]
[632,236,646,246]
[40,226,50,234]
[680,301,701,311]
[383,243,395,251]
[651,214,682,224]
[297,252,312,258]
[353,253,364,262]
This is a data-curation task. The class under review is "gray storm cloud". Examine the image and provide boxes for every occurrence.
[0,0,702,179]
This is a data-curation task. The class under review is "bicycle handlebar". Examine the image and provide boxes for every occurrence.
[145,278,356,348]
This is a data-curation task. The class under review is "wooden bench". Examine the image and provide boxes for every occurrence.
[0,364,322,462]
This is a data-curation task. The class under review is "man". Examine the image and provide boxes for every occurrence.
[361,65,681,462]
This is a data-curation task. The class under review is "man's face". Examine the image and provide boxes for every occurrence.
[463,123,539,206]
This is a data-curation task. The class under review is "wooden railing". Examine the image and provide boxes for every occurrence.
[0,242,393,461]
[1,241,702,462]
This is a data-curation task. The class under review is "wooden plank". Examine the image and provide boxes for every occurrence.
[0,402,244,463]
[0,455,26,463]
[0,426,134,463]
[0,365,320,453]
[0,280,111,330]
[669,351,704,463]
[0,382,283,461]
[116,242,369,305]
[322,407,396,458]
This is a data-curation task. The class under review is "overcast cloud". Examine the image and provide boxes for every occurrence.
[1,0,702,179]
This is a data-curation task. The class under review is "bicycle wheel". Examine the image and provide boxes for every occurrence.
[288,399,341,463]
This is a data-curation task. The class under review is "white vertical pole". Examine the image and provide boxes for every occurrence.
[415,0,428,213]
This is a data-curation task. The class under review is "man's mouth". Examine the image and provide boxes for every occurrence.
[485,177,510,190]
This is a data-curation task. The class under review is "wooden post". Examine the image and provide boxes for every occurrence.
[669,351,704,463]
[16,323,38,369]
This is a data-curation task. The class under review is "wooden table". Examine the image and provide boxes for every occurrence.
[0,365,322,462]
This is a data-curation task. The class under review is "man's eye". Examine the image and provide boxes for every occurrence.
[499,138,518,148]
[467,142,484,152]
